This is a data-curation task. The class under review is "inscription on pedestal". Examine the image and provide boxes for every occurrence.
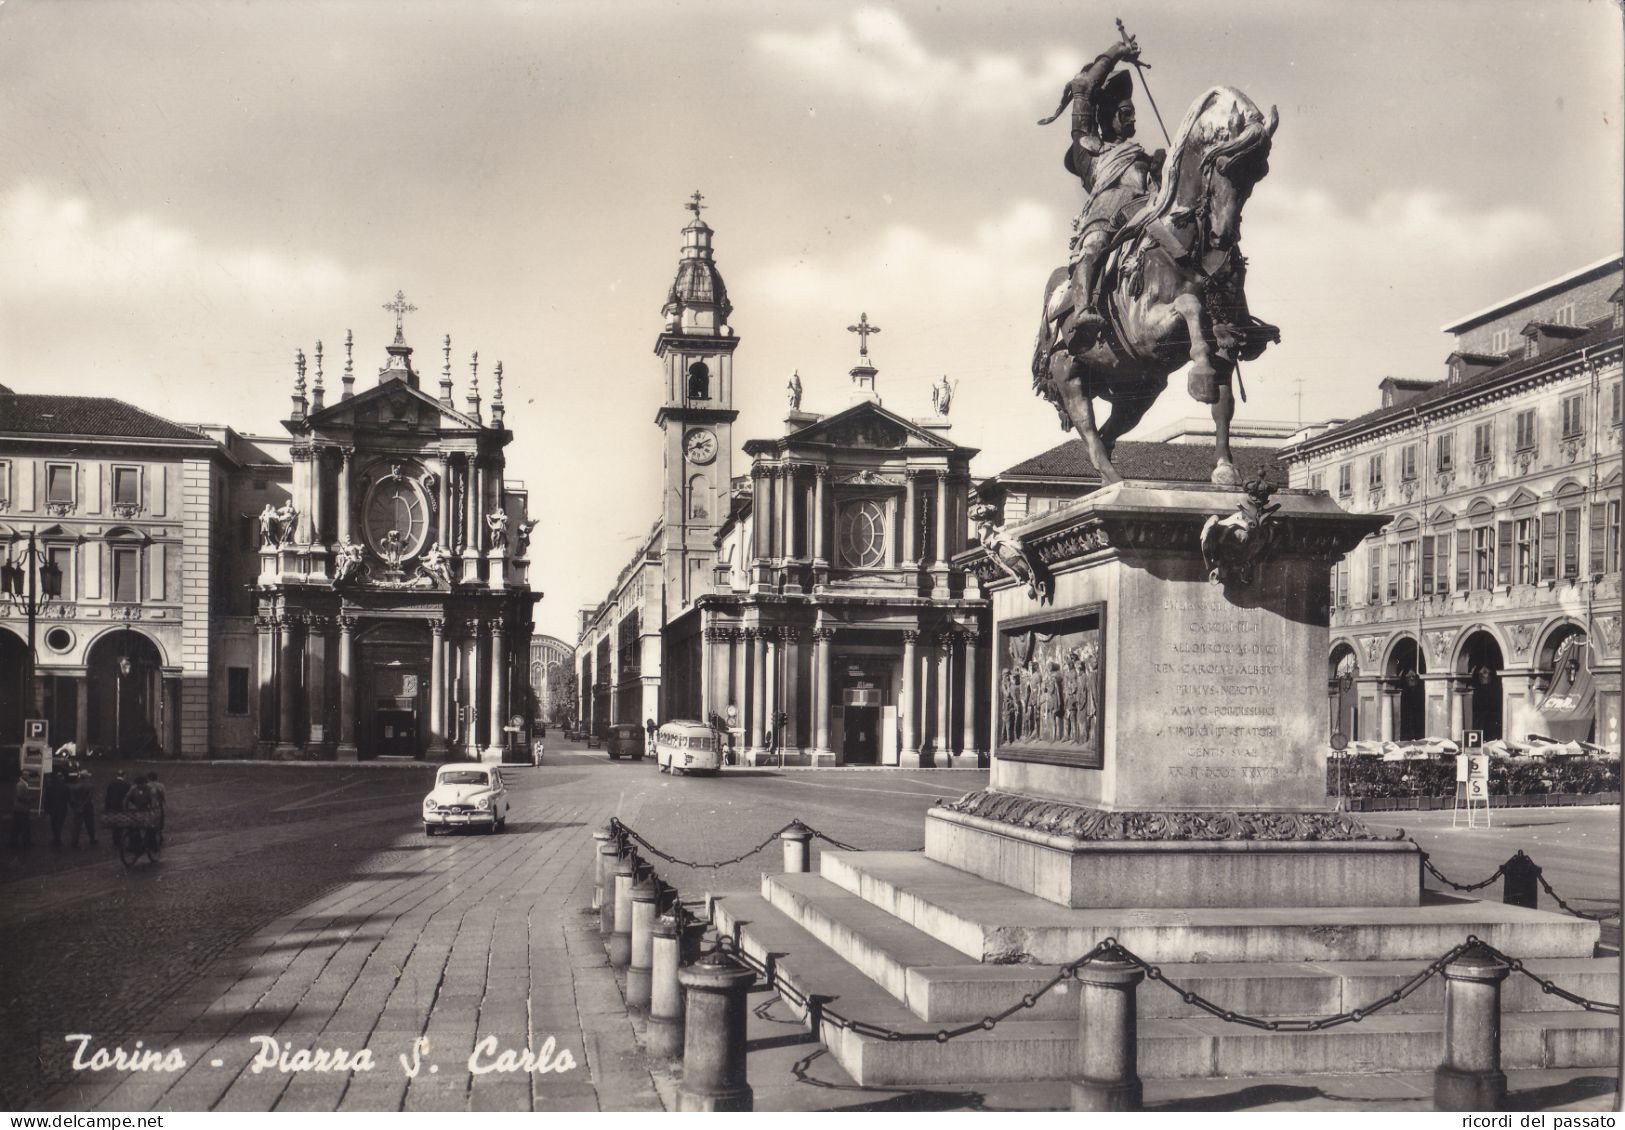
[995,604,1106,769]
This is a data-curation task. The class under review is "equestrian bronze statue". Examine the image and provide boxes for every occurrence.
[1033,34,1280,486]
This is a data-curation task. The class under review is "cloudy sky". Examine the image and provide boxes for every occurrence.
[1,0,1619,641]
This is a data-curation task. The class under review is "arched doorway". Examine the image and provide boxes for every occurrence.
[1460,631,1504,740]
[1386,637,1427,741]
[356,621,431,760]
[86,630,165,756]
[1328,645,1359,743]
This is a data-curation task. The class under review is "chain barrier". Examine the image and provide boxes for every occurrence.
[1534,871,1619,922]
[609,816,864,869]
[713,932,1620,1044]
[1407,838,1506,892]
[1408,839,1620,922]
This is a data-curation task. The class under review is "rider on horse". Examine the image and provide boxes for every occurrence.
[1039,37,1164,352]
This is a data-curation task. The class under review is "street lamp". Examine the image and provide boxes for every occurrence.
[2,530,64,720]
[111,604,140,755]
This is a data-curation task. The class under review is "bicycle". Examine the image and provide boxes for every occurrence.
[105,809,162,866]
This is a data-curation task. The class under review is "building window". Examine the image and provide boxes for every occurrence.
[1610,383,1622,426]
[1553,302,1576,327]
[1490,328,1511,354]
[1366,454,1384,491]
[838,498,890,569]
[1560,394,1585,439]
[1495,521,1513,586]
[1333,559,1349,609]
[1562,504,1583,578]
[1398,538,1418,600]
[1473,421,1493,463]
[1472,525,1495,590]
[1514,516,1537,585]
[1592,499,1622,574]
[112,545,140,603]
[112,466,141,510]
[1513,409,1538,453]
[1309,471,1324,493]
[1455,527,1470,590]
[686,361,710,401]
[226,667,250,715]
[1337,464,1352,498]
[1540,513,1558,581]
[1422,532,1450,595]
[45,463,75,507]
[1434,433,1454,474]
[1366,543,1382,605]
[1399,445,1418,483]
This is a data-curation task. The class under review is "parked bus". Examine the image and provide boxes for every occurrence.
[654,719,722,776]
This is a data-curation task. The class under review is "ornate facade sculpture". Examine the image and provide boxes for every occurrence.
[258,503,278,548]
[970,501,1048,602]
[332,537,367,584]
[417,541,455,588]
[931,374,956,416]
[515,518,538,555]
[1199,468,1283,587]
[786,370,802,410]
[485,509,509,549]
[274,500,300,546]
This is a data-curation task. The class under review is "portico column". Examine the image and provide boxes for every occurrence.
[751,469,769,563]
[902,471,918,567]
[961,631,980,761]
[256,615,277,747]
[700,626,715,723]
[814,627,834,762]
[436,451,451,549]
[486,616,508,760]
[306,615,329,755]
[74,675,89,750]
[428,618,448,756]
[935,633,952,759]
[274,614,301,758]
[900,630,920,766]
[461,456,481,583]
[749,629,766,753]
[337,615,358,760]
[782,628,801,752]
[1451,679,1473,740]
[1380,683,1398,743]
[934,471,950,565]
[337,447,354,543]
[465,620,483,756]
[761,629,779,762]
[310,447,326,547]
[289,447,311,544]
[813,466,829,564]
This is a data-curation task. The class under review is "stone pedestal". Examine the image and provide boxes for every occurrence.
[949,480,1401,909]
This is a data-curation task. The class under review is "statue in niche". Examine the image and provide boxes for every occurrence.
[274,500,300,546]
[970,501,1048,602]
[417,541,455,588]
[257,504,278,548]
[486,509,509,549]
[333,538,367,584]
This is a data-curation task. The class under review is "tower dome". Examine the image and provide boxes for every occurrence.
[662,193,732,334]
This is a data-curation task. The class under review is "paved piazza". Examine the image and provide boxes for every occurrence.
[2,743,1616,1112]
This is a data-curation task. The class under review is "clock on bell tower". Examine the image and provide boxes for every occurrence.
[654,192,740,610]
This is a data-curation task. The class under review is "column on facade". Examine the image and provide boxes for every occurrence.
[814,627,834,756]
[935,633,952,757]
[902,471,918,567]
[436,451,451,550]
[700,625,715,723]
[337,615,357,759]
[1380,683,1398,742]
[751,470,769,563]
[961,632,980,757]
[460,455,481,582]
[813,467,829,564]
[310,447,326,547]
[729,630,745,732]
[337,447,354,543]
[487,616,508,758]
[74,675,89,749]
[762,629,779,758]
[257,616,278,744]
[428,618,447,754]
[306,615,329,752]
[276,613,301,752]
[900,630,919,759]
[782,628,801,750]
[748,629,766,752]
[465,620,483,754]
[935,471,950,566]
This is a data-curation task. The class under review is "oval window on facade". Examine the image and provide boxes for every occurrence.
[838,499,888,568]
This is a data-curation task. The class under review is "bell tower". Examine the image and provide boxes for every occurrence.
[654,192,739,610]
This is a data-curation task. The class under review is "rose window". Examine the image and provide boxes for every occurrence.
[838,499,889,568]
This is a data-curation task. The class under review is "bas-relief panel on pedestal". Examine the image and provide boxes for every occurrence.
[995,603,1105,769]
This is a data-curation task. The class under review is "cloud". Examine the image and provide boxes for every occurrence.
[754,8,1073,114]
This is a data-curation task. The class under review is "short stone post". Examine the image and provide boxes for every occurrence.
[646,914,685,1060]
[1501,851,1540,910]
[597,841,620,936]
[677,949,755,1112]
[1071,949,1145,1112]
[1434,943,1511,1111]
[780,821,813,873]
[608,855,636,968]
[627,878,659,1012]
[592,825,615,911]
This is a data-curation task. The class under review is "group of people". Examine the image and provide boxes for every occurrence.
[1000,642,1101,746]
[8,765,165,854]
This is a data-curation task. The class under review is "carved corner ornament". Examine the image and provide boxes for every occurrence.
[969,501,1049,603]
[940,789,1398,842]
[1199,469,1281,588]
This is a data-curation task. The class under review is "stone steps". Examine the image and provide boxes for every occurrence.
[818,850,1603,964]
[712,888,1620,1087]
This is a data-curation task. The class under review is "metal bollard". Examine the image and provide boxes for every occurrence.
[592,825,615,911]
[1071,949,1145,1112]
[646,913,685,1060]
[627,878,659,1012]
[677,949,755,1111]
[1434,943,1511,1111]
[597,841,621,936]
[780,821,813,873]
[608,855,636,967]
[1501,851,1540,910]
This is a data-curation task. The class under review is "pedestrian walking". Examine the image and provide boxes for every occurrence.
[68,771,97,848]
[9,775,33,851]
[42,767,71,848]
[104,770,131,850]
[146,772,167,833]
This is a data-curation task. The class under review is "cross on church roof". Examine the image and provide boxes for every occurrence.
[382,289,417,339]
[847,312,882,357]
[685,190,708,220]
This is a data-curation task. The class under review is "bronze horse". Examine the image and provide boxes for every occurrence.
[1033,86,1281,485]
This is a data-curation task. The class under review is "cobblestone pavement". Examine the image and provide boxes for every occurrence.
[6,744,973,1111]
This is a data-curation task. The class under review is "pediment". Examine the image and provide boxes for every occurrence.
[306,380,486,436]
[786,402,957,452]
[1506,487,1540,510]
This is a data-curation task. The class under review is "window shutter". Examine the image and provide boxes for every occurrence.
[1539,513,1558,580]
[1455,529,1469,590]
[1421,535,1435,595]
[1496,521,1513,585]
[1591,504,1608,574]
[1562,507,1581,577]
[1386,549,1398,603]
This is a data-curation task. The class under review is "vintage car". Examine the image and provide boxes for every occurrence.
[654,719,722,776]
[606,723,645,761]
[423,764,510,834]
